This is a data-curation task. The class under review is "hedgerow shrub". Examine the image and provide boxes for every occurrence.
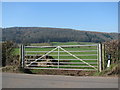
[2,41,16,66]
[104,40,119,68]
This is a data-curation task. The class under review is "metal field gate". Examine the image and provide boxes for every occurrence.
[21,44,102,72]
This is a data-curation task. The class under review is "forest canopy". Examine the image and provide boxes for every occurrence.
[2,27,118,43]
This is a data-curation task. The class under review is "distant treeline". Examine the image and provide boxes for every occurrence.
[2,27,118,43]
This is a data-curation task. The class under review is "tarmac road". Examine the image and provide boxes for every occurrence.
[2,73,118,88]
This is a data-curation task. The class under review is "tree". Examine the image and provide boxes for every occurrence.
[2,27,118,43]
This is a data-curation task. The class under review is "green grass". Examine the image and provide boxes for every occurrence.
[14,42,98,55]
[52,42,96,45]
[92,64,119,76]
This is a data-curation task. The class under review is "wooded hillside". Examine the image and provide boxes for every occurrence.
[2,27,118,43]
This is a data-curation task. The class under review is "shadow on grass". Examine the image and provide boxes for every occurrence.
[19,68,33,74]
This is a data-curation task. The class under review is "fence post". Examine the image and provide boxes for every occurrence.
[107,54,111,68]
[102,44,105,70]
[21,44,25,68]
[99,43,102,72]
[58,46,60,68]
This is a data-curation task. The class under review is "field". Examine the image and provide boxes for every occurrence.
[14,42,99,70]
[14,42,96,55]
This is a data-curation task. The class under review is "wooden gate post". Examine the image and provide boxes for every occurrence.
[21,44,25,68]
[102,44,105,70]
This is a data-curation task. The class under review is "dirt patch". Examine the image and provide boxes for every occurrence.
[2,66,96,76]
[28,69,96,76]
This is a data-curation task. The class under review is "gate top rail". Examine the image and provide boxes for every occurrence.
[25,44,98,48]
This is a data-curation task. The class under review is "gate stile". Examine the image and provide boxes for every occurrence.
[21,44,102,71]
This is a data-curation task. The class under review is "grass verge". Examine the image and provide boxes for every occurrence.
[92,64,119,76]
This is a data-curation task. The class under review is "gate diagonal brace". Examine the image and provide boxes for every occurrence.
[59,46,97,70]
[26,47,58,67]
[26,45,97,70]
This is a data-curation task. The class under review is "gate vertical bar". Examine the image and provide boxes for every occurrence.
[97,44,99,72]
[58,46,60,68]
[99,43,102,72]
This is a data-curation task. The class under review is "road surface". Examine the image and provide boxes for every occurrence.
[2,73,118,88]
